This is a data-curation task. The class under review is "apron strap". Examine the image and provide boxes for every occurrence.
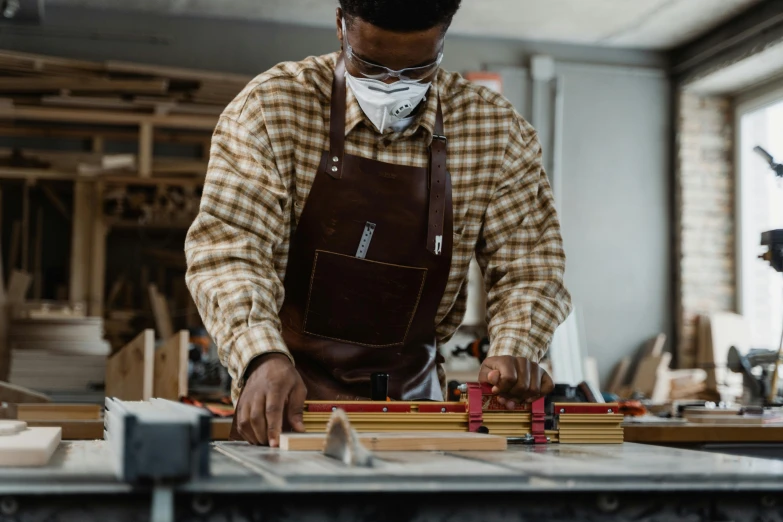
[427,99,447,256]
[328,53,347,179]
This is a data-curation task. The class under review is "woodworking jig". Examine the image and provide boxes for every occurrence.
[293,375,623,445]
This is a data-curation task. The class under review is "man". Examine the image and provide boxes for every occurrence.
[185,0,572,447]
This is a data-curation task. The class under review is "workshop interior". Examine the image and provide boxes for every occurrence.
[0,0,781,520]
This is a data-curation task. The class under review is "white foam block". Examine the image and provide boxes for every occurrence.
[0,427,61,466]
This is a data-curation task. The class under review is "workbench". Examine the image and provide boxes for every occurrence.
[624,421,783,460]
[0,441,781,521]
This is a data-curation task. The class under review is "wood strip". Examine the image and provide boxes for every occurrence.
[0,106,217,130]
[280,432,507,452]
[104,60,251,85]
[622,424,783,443]
[0,77,168,93]
[0,381,49,403]
[16,403,101,420]
[25,419,102,440]
[104,329,154,401]
[153,330,189,400]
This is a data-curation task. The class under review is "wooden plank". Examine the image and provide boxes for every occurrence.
[104,329,154,401]
[21,181,28,271]
[280,432,507,452]
[0,425,60,466]
[16,403,101,420]
[33,207,42,300]
[105,60,251,84]
[138,122,153,177]
[0,381,49,403]
[6,270,31,303]
[153,330,189,400]
[0,77,168,93]
[25,419,102,440]
[88,181,106,318]
[623,424,783,443]
[607,357,631,395]
[0,106,217,130]
[630,352,671,400]
[69,181,92,305]
[148,284,174,339]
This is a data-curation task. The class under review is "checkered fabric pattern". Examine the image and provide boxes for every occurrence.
[185,51,573,403]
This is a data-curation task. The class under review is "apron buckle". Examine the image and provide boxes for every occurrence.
[435,235,443,255]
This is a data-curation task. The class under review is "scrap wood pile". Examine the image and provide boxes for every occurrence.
[606,333,708,404]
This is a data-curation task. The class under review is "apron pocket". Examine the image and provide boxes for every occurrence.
[303,250,427,347]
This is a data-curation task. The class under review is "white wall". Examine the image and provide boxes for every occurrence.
[1,6,672,387]
[556,64,672,383]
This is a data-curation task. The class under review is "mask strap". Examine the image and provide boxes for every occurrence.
[328,52,347,179]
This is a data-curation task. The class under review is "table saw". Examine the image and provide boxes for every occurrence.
[0,440,781,521]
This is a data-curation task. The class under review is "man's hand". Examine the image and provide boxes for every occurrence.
[478,355,554,410]
[235,353,307,447]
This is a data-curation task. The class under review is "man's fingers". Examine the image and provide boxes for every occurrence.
[287,382,307,433]
[478,364,494,384]
[250,402,268,446]
[541,369,555,396]
[237,404,259,445]
[497,360,519,393]
[265,393,284,447]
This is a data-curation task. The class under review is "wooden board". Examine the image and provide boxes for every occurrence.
[153,330,189,400]
[280,432,507,452]
[0,380,49,403]
[16,403,101,421]
[630,352,671,401]
[104,329,154,401]
[148,284,173,340]
[0,425,60,466]
[623,423,783,443]
[25,419,102,440]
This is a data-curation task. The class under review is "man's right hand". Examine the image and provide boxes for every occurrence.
[235,353,307,447]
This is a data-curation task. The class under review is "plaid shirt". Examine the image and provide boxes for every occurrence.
[185,51,572,403]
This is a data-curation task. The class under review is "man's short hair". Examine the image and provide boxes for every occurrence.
[339,0,462,32]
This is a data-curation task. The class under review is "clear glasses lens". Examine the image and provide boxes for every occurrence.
[348,50,441,81]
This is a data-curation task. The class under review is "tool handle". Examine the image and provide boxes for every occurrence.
[371,373,389,401]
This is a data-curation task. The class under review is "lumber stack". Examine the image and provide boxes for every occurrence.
[554,403,624,444]
[7,310,110,395]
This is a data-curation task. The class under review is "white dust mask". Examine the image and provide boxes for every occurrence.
[345,73,430,134]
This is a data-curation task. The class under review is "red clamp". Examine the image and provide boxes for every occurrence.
[531,397,547,444]
[467,382,484,432]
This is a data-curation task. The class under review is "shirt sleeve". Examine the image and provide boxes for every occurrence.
[475,114,573,363]
[185,110,293,401]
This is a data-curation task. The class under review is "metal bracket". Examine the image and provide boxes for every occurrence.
[356,222,376,259]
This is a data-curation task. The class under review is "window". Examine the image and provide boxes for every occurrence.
[738,98,783,351]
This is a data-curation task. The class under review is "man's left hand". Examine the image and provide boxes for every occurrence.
[478,356,554,410]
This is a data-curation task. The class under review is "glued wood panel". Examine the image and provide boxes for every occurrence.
[153,330,189,400]
[105,329,154,401]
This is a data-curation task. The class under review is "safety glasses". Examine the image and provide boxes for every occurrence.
[341,18,443,82]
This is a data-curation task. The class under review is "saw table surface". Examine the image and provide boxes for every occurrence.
[0,442,782,521]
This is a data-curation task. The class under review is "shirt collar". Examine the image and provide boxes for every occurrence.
[342,69,442,146]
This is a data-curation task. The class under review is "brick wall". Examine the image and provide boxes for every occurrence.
[674,92,736,368]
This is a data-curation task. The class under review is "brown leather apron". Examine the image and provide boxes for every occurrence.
[230,54,453,438]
